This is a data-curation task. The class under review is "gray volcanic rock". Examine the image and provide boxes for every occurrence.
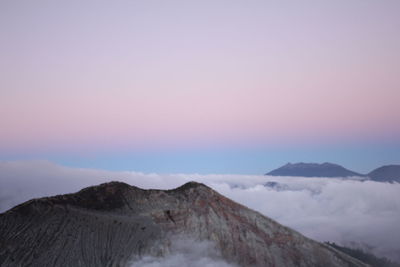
[0,181,367,267]
[368,165,400,182]
[266,162,365,177]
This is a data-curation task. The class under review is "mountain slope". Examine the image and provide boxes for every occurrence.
[0,181,367,267]
[326,242,400,267]
[266,162,365,177]
[368,165,400,182]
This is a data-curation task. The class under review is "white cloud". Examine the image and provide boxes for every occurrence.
[210,178,400,262]
[130,238,237,267]
[1,160,399,262]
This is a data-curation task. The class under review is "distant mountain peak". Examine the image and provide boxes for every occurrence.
[368,165,400,182]
[266,162,365,177]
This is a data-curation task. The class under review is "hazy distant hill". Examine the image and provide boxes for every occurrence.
[368,165,400,183]
[266,162,365,177]
[0,181,366,267]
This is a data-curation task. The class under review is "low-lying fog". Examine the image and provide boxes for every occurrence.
[1,160,399,262]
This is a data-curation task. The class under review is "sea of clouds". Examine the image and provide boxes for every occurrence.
[1,160,399,262]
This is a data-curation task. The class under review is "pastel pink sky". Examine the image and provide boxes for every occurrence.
[1,0,399,153]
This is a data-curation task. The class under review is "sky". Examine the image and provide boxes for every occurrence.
[1,0,400,173]
[1,161,399,262]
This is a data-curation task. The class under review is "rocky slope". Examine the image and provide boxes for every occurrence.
[0,181,367,267]
[266,162,365,177]
[368,165,400,183]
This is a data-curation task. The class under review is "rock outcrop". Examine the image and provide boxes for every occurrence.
[0,181,367,267]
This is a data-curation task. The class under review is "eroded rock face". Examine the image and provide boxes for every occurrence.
[0,181,366,267]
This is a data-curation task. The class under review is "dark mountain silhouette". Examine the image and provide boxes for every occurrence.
[368,165,400,183]
[0,181,366,267]
[266,162,365,177]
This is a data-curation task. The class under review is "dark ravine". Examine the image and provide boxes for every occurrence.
[326,242,400,267]
[0,181,367,267]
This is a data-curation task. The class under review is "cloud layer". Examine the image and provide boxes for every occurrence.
[1,160,399,262]
[130,238,237,267]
